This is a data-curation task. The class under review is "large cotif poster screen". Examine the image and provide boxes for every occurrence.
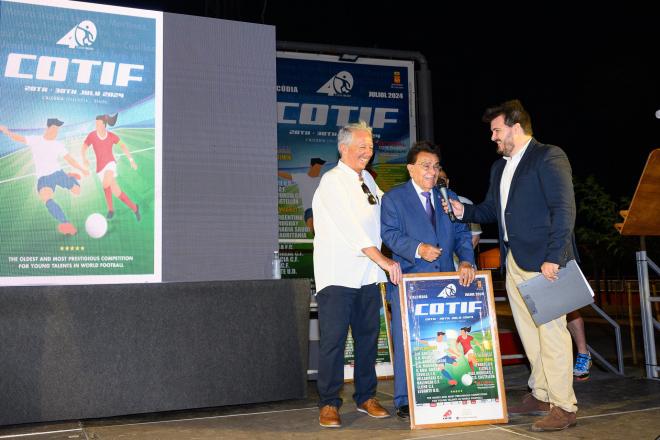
[0,0,162,285]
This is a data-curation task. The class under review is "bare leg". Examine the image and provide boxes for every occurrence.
[468,352,477,373]
[106,172,137,215]
[567,311,592,380]
[567,312,588,354]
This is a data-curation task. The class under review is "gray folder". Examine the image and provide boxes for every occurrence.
[517,260,594,326]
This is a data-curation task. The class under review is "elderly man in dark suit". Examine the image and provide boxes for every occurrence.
[381,141,476,420]
[446,100,579,432]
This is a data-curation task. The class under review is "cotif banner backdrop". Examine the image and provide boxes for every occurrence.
[0,0,162,285]
[276,51,416,290]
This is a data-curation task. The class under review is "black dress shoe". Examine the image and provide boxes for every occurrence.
[396,405,410,420]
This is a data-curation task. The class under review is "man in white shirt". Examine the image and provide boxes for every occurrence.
[313,121,401,428]
[445,100,579,432]
[0,119,88,235]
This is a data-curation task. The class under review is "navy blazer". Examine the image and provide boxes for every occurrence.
[381,180,475,283]
[463,138,579,272]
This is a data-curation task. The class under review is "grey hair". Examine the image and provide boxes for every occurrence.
[337,121,372,153]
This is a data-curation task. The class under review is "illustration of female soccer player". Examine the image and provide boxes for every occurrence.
[81,113,140,221]
[0,119,88,235]
[456,326,483,373]
[419,331,462,386]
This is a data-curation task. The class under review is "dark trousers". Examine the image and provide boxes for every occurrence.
[387,283,408,408]
[316,283,381,408]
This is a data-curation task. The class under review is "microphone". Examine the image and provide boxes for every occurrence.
[437,177,456,222]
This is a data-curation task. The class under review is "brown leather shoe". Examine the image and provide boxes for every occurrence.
[508,393,551,416]
[531,406,577,431]
[319,405,341,428]
[357,398,390,418]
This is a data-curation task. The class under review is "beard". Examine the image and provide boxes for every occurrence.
[496,135,515,157]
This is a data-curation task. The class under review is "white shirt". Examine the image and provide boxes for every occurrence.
[312,160,386,292]
[428,340,450,359]
[26,136,66,177]
[499,139,531,241]
[292,172,320,210]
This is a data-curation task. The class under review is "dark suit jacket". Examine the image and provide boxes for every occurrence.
[463,138,578,272]
[381,180,475,287]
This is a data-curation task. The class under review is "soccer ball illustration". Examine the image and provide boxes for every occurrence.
[85,213,107,239]
[461,373,473,386]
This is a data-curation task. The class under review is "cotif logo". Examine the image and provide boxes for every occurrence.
[437,283,457,298]
[57,20,97,49]
[317,71,353,96]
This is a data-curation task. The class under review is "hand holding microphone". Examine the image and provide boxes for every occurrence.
[437,177,458,222]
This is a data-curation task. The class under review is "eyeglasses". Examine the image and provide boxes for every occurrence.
[361,182,378,205]
[415,163,442,172]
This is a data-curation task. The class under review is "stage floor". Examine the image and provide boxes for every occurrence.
[1,365,659,439]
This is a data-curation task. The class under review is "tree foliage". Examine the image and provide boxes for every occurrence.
[573,175,639,277]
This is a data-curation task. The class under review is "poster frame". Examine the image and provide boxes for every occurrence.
[400,270,508,429]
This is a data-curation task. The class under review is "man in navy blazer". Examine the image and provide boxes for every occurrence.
[381,141,476,420]
[446,100,579,432]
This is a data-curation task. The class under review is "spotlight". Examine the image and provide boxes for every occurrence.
[338,53,359,62]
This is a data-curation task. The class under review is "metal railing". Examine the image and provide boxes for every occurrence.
[586,303,625,375]
[492,290,625,375]
[637,251,660,379]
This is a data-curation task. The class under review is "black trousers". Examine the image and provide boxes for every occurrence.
[316,283,381,408]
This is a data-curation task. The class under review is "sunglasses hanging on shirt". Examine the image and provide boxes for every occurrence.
[361,182,378,205]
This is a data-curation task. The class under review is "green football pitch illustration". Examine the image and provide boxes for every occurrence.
[0,128,156,276]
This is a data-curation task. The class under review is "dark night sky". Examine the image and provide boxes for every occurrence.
[84,1,659,205]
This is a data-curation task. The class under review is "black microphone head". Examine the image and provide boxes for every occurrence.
[436,180,456,222]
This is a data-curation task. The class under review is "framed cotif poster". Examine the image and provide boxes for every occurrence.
[400,271,508,429]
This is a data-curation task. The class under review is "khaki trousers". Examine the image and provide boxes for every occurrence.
[505,250,577,413]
